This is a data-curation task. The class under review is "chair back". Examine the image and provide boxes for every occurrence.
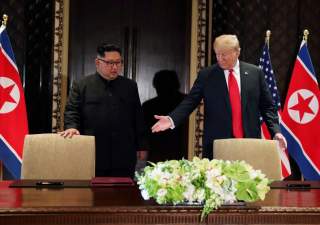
[21,133,95,179]
[213,138,282,180]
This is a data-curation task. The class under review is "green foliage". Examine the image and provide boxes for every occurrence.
[136,157,270,222]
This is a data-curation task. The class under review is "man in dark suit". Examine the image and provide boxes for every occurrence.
[60,43,148,177]
[151,34,287,159]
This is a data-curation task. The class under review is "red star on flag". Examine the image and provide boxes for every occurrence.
[289,92,314,122]
[0,83,16,109]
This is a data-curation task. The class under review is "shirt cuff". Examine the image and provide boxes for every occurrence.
[167,116,175,129]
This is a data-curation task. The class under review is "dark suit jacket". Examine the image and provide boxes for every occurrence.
[64,73,148,177]
[169,61,280,159]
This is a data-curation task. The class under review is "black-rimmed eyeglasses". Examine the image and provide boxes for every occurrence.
[97,58,122,67]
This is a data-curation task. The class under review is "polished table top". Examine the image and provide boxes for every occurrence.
[0,180,320,209]
[0,180,320,225]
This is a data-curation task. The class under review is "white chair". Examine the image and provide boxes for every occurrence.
[213,138,282,180]
[21,133,95,180]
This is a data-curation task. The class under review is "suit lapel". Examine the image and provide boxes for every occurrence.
[214,66,232,115]
[216,66,230,110]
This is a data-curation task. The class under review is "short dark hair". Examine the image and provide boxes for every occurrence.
[97,43,122,57]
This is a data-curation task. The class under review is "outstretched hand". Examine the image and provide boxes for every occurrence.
[151,115,172,133]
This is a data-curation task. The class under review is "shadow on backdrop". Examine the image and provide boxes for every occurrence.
[142,70,188,163]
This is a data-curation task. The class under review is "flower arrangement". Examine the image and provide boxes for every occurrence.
[135,157,270,220]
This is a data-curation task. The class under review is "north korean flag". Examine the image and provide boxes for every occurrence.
[0,24,28,179]
[281,40,320,180]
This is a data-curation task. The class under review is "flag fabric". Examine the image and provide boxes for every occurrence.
[281,40,320,180]
[258,43,291,178]
[0,24,28,178]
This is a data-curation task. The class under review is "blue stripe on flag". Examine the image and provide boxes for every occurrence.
[299,43,316,78]
[0,139,21,179]
[280,123,320,180]
[0,29,16,64]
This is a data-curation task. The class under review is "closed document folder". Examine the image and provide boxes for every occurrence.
[90,177,134,187]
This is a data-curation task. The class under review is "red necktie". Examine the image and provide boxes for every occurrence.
[228,69,243,138]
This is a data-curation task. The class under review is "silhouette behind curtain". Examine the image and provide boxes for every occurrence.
[142,70,188,163]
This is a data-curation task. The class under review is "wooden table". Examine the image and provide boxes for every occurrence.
[0,180,320,225]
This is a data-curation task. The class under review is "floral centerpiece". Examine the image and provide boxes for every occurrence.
[135,157,270,220]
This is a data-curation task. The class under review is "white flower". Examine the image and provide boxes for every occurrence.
[206,182,224,196]
[194,188,205,202]
[222,191,236,203]
[207,168,222,177]
[249,168,265,179]
[183,184,195,201]
[141,189,150,200]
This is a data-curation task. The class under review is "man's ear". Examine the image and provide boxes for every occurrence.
[95,58,99,67]
[236,49,241,57]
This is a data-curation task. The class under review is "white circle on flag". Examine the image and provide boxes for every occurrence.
[287,89,319,124]
[0,76,20,114]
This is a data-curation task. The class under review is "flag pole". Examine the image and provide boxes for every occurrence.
[265,30,271,47]
[298,29,310,181]
[303,29,309,42]
[0,14,8,180]
[2,14,8,27]
[301,29,309,181]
